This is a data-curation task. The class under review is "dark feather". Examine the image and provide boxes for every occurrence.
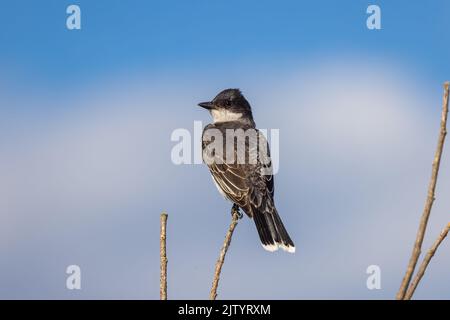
[202,121,295,252]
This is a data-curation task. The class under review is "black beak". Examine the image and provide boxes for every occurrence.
[198,101,215,110]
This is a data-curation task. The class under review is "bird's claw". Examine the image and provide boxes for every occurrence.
[231,205,243,220]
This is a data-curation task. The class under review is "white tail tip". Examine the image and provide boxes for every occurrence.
[262,243,296,253]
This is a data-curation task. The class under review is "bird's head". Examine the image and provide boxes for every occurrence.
[198,89,254,124]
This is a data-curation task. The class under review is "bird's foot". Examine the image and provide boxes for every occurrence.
[231,204,243,220]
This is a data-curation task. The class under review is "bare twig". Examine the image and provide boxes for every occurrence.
[396,82,449,300]
[210,209,240,300]
[404,223,450,299]
[160,212,168,300]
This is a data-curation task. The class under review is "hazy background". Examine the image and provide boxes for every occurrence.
[1,0,450,299]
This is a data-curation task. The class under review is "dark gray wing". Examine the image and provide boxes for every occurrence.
[202,125,274,216]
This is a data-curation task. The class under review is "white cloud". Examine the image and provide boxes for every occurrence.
[1,58,449,299]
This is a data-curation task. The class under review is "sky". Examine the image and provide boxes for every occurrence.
[1,1,450,299]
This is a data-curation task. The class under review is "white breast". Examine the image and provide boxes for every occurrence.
[212,176,230,200]
[211,109,243,123]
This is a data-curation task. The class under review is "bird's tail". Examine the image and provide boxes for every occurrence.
[252,207,295,253]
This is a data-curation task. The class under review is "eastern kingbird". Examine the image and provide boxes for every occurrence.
[198,89,295,253]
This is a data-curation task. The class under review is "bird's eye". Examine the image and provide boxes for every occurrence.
[226,100,232,106]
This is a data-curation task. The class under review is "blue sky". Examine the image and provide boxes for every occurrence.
[1,1,450,300]
[1,1,449,85]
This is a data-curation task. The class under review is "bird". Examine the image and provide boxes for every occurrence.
[198,88,295,253]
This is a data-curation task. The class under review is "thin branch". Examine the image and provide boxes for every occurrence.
[396,82,449,300]
[160,212,168,300]
[404,223,450,299]
[209,209,240,300]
